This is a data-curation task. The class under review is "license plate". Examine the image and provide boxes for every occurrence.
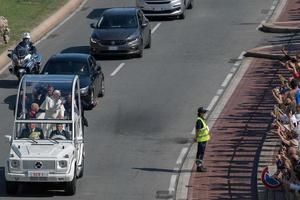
[152,7,164,11]
[108,46,118,51]
[28,171,49,177]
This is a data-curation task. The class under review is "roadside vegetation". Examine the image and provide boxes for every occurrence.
[0,0,67,53]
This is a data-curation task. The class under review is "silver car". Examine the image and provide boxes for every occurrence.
[136,0,193,19]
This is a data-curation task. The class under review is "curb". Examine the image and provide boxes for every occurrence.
[260,23,300,33]
[0,0,84,72]
[245,43,300,60]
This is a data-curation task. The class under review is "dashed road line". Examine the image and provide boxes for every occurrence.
[176,148,188,165]
[110,63,125,76]
[207,95,219,111]
[217,88,224,95]
[221,73,233,87]
[151,22,162,34]
[168,174,177,193]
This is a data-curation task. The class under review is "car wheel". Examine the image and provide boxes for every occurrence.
[187,0,193,9]
[178,10,185,19]
[136,41,144,58]
[77,155,84,178]
[65,169,77,195]
[6,181,18,195]
[98,75,105,97]
[145,33,151,49]
[89,89,95,107]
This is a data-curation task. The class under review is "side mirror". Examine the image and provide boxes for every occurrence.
[141,22,148,28]
[96,65,101,72]
[4,135,12,144]
[90,23,96,29]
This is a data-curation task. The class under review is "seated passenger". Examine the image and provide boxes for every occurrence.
[27,103,45,119]
[19,123,44,139]
[40,89,65,119]
[49,124,71,140]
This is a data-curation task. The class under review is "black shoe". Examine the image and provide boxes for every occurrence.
[197,166,208,172]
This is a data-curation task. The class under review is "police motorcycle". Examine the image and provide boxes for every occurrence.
[7,43,42,81]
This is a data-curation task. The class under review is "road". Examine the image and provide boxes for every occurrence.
[0,0,273,199]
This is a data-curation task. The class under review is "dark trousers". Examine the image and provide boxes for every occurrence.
[196,141,207,162]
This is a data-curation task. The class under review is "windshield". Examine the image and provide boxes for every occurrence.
[14,45,29,59]
[16,76,80,121]
[14,122,73,141]
[98,14,138,28]
[43,60,89,76]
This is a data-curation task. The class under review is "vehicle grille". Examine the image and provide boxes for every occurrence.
[23,160,56,170]
[99,40,126,46]
[145,0,171,4]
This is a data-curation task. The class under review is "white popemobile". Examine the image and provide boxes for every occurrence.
[4,75,85,195]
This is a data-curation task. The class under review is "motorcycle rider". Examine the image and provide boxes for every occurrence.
[18,32,37,54]
[9,32,41,76]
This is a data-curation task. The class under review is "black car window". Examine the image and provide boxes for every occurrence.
[43,60,89,76]
[98,14,138,28]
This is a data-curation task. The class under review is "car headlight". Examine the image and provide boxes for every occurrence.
[58,160,68,168]
[10,160,20,168]
[127,37,140,45]
[90,37,97,44]
[80,86,89,95]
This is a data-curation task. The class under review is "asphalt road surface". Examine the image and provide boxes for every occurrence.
[0,0,273,199]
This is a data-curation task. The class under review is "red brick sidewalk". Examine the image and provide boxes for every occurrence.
[187,58,287,200]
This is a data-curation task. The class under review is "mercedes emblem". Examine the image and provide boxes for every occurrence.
[35,161,43,169]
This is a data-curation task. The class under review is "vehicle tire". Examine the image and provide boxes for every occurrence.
[136,41,144,58]
[98,75,105,97]
[89,89,95,108]
[65,169,77,195]
[178,11,185,19]
[187,0,193,9]
[77,156,84,178]
[145,33,151,49]
[6,181,18,195]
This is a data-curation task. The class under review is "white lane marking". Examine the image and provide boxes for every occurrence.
[190,127,195,135]
[238,51,246,60]
[231,67,237,73]
[217,89,224,95]
[0,0,89,74]
[110,63,125,76]
[151,22,162,34]
[221,73,233,87]
[168,174,177,193]
[207,95,219,111]
[270,5,276,10]
[234,62,241,66]
[176,148,188,165]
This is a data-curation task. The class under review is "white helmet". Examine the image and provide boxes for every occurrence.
[22,32,31,40]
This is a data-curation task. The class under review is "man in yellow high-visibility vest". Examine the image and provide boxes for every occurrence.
[195,106,210,172]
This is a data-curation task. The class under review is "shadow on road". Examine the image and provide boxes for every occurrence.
[0,79,18,89]
[4,94,17,111]
[61,46,90,54]
[0,167,8,197]
[60,46,133,61]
